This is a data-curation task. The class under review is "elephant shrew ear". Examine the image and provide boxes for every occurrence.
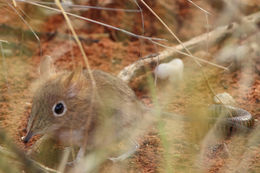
[63,65,84,98]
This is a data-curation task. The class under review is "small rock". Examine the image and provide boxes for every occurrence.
[213,92,236,106]
[154,58,184,83]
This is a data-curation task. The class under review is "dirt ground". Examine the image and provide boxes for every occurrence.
[0,0,260,173]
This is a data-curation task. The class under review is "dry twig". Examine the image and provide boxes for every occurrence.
[118,11,260,82]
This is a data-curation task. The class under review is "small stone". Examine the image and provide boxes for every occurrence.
[154,58,184,83]
[213,92,236,106]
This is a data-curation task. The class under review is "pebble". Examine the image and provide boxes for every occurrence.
[154,58,184,83]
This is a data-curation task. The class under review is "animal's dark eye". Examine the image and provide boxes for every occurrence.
[52,101,67,117]
[55,103,64,114]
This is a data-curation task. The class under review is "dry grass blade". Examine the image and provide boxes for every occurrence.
[12,0,17,6]
[151,41,228,70]
[140,0,192,56]
[31,1,141,12]
[187,0,212,15]
[55,0,98,166]
[6,0,42,55]
[55,0,96,87]
[15,0,164,42]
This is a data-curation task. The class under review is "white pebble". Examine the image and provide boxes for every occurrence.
[154,58,184,82]
[168,58,184,82]
[154,63,171,80]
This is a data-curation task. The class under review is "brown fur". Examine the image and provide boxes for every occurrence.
[24,56,149,150]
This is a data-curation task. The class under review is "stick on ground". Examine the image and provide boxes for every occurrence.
[118,11,260,83]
